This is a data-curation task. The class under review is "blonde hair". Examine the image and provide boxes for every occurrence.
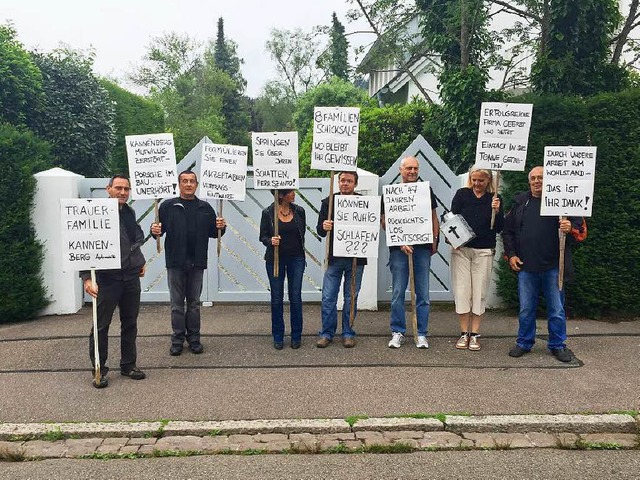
[465,166,495,194]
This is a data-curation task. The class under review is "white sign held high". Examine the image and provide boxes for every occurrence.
[475,102,533,171]
[333,195,380,258]
[198,143,248,201]
[541,146,597,217]
[252,132,299,189]
[311,107,360,171]
[125,133,178,199]
[383,182,433,246]
[61,198,121,271]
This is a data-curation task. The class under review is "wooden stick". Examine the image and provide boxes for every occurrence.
[349,257,357,328]
[324,172,335,268]
[217,199,223,257]
[558,215,567,290]
[91,269,101,385]
[491,171,499,229]
[273,191,279,277]
[154,200,162,253]
[408,252,418,340]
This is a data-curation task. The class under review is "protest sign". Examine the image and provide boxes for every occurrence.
[125,133,178,199]
[383,182,433,246]
[198,143,248,201]
[311,107,359,171]
[61,198,120,271]
[333,195,380,258]
[541,146,597,217]
[475,102,533,171]
[252,132,299,189]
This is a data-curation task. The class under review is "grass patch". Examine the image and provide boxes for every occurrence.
[363,442,414,454]
[325,443,351,454]
[149,449,203,458]
[0,446,26,462]
[240,448,266,455]
[607,410,640,417]
[557,438,625,451]
[345,415,369,427]
[208,429,222,437]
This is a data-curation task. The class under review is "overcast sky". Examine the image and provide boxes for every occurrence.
[1,0,372,97]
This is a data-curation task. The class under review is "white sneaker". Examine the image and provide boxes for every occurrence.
[388,332,405,348]
[416,336,429,349]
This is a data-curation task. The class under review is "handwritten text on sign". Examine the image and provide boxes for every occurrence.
[383,182,433,246]
[125,133,178,199]
[541,146,596,217]
[475,102,533,171]
[252,132,299,189]
[61,198,121,271]
[311,107,359,171]
[333,195,380,258]
[198,143,248,201]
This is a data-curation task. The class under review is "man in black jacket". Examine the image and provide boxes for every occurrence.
[502,166,587,363]
[82,175,146,388]
[151,170,226,356]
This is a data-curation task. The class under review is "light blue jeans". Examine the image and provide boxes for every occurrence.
[389,247,431,336]
[319,258,364,340]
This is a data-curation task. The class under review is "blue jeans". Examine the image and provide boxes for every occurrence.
[266,256,305,343]
[167,266,204,347]
[389,247,431,336]
[517,268,566,350]
[319,258,364,340]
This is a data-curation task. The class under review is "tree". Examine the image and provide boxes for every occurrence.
[0,23,43,128]
[212,17,247,91]
[253,81,296,132]
[32,48,116,177]
[317,13,350,80]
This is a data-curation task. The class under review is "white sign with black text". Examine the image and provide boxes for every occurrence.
[311,106,360,171]
[60,198,121,271]
[475,102,533,171]
[541,146,597,217]
[198,143,248,201]
[383,182,433,246]
[252,132,299,189]
[333,195,380,258]
[125,133,178,200]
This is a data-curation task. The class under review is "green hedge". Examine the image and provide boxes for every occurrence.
[496,89,640,318]
[0,124,53,323]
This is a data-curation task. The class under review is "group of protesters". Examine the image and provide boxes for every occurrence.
[83,157,586,388]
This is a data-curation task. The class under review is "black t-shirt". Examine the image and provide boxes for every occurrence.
[519,196,559,272]
[450,188,503,249]
[180,198,198,261]
[278,218,304,258]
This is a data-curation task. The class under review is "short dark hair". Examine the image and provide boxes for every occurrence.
[338,170,358,184]
[108,174,129,187]
[178,170,198,183]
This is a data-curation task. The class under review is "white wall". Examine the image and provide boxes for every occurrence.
[34,168,84,315]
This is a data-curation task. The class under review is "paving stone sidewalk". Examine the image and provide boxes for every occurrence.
[1,415,638,460]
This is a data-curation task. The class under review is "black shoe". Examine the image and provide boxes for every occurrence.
[550,347,573,363]
[291,340,301,349]
[508,345,531,358]
[121,366,146,380]
[274,342,284,350]
[92,372,108,389]
[189,343,204,354]
[170,345,183,356]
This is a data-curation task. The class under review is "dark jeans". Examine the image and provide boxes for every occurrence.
[266,256,305,343]
[89,277,141,372]
[167,266,204,347]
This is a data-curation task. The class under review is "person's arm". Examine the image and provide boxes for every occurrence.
[316,198,330,237]
[568,217,587,242]
[431,208,440,255]
[209,204,227,238]
[150,201,166,238]
[259,208,272,247]
[501,196,522,271]
[450,188,464,215]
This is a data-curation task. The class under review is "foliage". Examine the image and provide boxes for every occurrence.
[531,0,627,95]
[211,17,247,92]
[0,123,52,323]
[496,89,640,317]
[253,81,296,132]
[32,48,116,177]
[100,80,165,175]
[0,23,43,128]
[317,12,350,81]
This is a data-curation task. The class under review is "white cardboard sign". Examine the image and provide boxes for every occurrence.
[252,132,299,189]
[383,182,433,246]
[198,143,248,201]
[61,198,121,271]
[475,102,533,171]
[125,133,178,199]
[333,195,380,258]
[541,146,597,217]
[311,107,359,171]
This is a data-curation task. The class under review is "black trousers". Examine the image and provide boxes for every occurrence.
[89,277,141,372]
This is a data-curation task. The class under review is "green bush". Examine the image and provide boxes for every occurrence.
[496,90,640,317]
[0,123,53,323]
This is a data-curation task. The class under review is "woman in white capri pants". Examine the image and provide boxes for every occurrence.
[450,166,504,351]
